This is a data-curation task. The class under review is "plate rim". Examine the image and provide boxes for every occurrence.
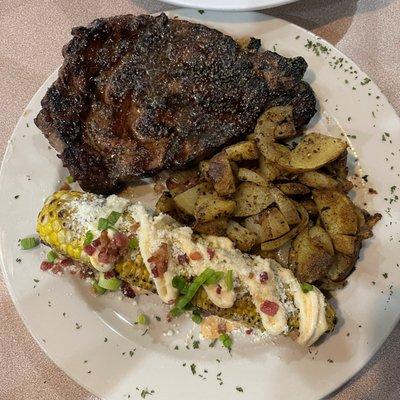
[1,8,399,400]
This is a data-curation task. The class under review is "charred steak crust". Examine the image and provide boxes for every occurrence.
[35,13,316,194]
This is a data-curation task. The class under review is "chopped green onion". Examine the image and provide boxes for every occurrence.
[92,282,107,295]
[66,175,74,184]
[98,272,121,291]
[219,333,232,349]
[170,268,215,317]
[47,250,58,263]
[172,275,188,294]
[225,269,233,291]
[84,231,94,245]
[98,218,109,231]
[191,310,203,324]
[20,237,39,250]
[136,313,148,325]
[128,237,139,250]
[301,282,314,293]
[107,211,121,226]
[204,269,224,285]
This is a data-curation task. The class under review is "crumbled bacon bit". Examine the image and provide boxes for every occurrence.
[207,247,215,260]
[259,271,269,283]
[40,261,54,271]
[113,232,128,249]
[217,321,227,334]
[92,238,101,248]
[59,182,71,191]
[51,263,63,274]
[59,258,72,268]
[84,244,96,256]
[260,300,279,316]
[121,282,136,298]
[99,230,110,246]
[177,254,189,265]
[153,181,165,195]
[245,328,253,335]
[216,284,222,294]
[189,251,203,260]
[78,265,94,279]
[148,243,169,278]
[104,270,116,279]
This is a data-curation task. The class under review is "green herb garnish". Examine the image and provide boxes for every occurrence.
[66,175,74,183]
[236,387,244,392]
[107,211,121,226]
[225,270,233,291]
[172,275,188,294]
[219,333,232,349]
[47,250,58,263]
[301,282,314,293]
[98,218,109,230]
[92,282,107,295]
[98,272,121,291]
[136,313,148,325]
[129,236,138,250]
[84,231,93,245]
[205,269,224,285]
[20,237,39,250]
[191,310,203,324]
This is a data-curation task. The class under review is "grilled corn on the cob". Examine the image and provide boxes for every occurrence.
[37,190,336,345]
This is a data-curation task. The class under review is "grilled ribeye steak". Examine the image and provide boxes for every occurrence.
[35,13,316,194]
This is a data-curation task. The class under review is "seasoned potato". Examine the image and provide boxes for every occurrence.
[325,150,349,180]
[313,190,358,235]
[174,182,212,216]
[260,204,309,251]
[330,234,359,255]
[226,220,258,251]
[267,207,290,238]
[259,155,283,181]
[308,225,334,256]
[254,106,296,141]
[271,188,300,225]
[298,199,319,217]
[155,192,175,215]
[193,218,229,236]
[283,133,347,172]
[299,171,339,189]
[256,138,291,164]
[244,210,274,243]
[276,182,310,196]
[289,227,334,283]
[166,170,199,196]
[237,168,268,187]
[199,160,210,180]
[194,194,236,223]
[327,253,357,282]
[233,182,275,217]
[225,141,258,161]
[207,152,236,196]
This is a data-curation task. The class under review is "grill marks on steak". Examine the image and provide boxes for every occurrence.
[35,13,316,194]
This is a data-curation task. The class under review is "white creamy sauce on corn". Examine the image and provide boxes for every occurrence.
[131,204,328,345]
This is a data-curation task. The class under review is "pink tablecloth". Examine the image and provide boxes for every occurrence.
[1,1,400,399]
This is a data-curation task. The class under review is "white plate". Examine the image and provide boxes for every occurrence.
[158,0,298,11]
[1,9,400,400]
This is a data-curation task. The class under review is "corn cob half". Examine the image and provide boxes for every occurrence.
[37,190,336,345]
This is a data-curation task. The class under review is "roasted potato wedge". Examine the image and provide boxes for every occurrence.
[256,138,291,164]
[276,182,310,196]
[226,220,258,251]
[267,207,291,238]
[282,133,347,172]
[155,192,175,215]
[308,225,334,256]
[254,106,296,141]
[313,190,358,235]
[259,155,283,181]
[298,200,319,217]
[173,182,212,216]
[237,168,269,187]
[207,152,236,196]
[166,170,199,196]
[299,171,339,189]
[271,188,301,225]
[233,182,275,217]
[327,253,358,282]
[261,204,309,251]
[330,234,359,255]
[194,194,236,223]
[225,141,258,161]
[289,227,334,283]
[192,218,229,236]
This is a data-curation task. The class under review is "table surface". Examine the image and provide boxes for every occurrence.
[1,0,400,399]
